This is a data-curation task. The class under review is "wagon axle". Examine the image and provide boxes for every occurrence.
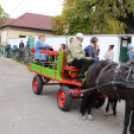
[34,83,37,86]
[60,96,64,101]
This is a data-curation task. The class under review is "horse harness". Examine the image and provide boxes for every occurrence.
[96,63,134,102]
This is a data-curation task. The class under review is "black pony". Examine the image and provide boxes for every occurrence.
[81,61,134,134]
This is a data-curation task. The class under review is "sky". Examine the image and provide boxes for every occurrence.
[0,0,64,18]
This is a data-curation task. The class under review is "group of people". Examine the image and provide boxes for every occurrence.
[34,33,116,81]
[67,33,115,80]
[34,34,74,62]
[19,40,30,50]
[19,35,134,76]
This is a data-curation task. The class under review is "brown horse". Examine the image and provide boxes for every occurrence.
[81,61,134,134]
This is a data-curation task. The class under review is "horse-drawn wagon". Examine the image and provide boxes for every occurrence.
[27,49,107,111]
[27,49,134,134]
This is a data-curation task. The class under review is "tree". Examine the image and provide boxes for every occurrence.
[51,15,67,35]
[63,0,134,34]
[51,0,134,34]
[0,5,9,27]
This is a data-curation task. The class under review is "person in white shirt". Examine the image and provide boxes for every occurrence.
[104,45,114,62]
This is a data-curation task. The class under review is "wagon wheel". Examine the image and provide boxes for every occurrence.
[57,86,72,111]
[32,75,43,95]
[93,98,106,108]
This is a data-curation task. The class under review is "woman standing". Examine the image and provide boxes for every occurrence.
[103,45,114,62]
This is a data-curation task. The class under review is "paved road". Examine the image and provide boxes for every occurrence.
[0,57,127,134]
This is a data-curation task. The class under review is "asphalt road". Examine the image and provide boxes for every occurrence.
[0,57,127,134]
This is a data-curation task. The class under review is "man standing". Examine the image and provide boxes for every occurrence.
[104,45,114,62]
[67,33,94,78]
[19,40,25,49]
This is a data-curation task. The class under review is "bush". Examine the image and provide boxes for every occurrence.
[0,45,5,52]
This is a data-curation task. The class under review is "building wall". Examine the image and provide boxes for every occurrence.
[1,30,8,45]
[45,36,121,62]
[8,38,28,47]
[1,26,55,45]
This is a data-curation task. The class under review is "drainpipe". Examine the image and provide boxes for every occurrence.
[6,24,8,45]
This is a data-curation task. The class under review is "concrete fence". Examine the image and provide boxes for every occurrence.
[7,34,134,63]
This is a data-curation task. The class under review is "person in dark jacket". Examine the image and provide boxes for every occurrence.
[84,37,100,61]
[25,41,30,50]
[19,40,25,49]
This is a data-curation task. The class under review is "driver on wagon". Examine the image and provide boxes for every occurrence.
[67,33,95,81]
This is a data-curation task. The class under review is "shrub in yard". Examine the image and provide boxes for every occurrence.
[0,45,5,52]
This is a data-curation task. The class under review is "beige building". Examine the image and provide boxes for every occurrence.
[0,13,55,45]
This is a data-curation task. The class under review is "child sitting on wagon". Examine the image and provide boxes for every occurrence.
[84,37,100,61]
[59,44,66,51]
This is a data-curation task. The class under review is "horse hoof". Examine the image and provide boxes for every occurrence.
[105,112,109,116]
[129,128,134,134]
[81,114,88,121]
[88,115,94,121]
[113,113,117,116]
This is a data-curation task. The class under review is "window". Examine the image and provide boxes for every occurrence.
[19,35,26,38]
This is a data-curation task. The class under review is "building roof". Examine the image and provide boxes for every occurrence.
[3,18,15,24]
[1,13,52,31]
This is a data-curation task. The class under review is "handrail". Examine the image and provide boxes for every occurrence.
[39,50,59,56]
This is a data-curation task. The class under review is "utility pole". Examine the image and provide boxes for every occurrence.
[65,20,69,47]
[6,24,8,45]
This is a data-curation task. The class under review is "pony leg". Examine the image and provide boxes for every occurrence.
[87,95,94,121]
[113,99,118,116]
[106,98,110,115]
[81,94,89,120]
[130,107,134,134]
[87,92,99,121]
[123,101,133,134]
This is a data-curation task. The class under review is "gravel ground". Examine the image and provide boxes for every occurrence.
[0,57,128,134]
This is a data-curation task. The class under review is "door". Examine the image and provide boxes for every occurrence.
[119,37,132,63]
[28,38,35,49]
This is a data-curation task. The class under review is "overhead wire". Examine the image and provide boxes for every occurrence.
[10,0,25,13]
